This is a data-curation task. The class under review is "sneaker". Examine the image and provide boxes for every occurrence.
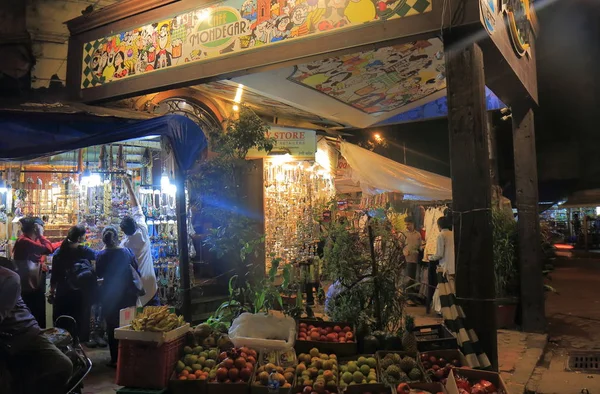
[95,334,107,348]
[85,338,98,348]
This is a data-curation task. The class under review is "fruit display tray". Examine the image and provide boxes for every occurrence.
[446,369,509,394]
[409,382,448,394]
[375,351,431,386]
[115,323,190,346]
[412,325,458,352]
[420,350,468,384]
[345,382,390,394]
[169,372,207,394]
[295,320,358,357]
[338,354,381,393]
[250,369,295,394]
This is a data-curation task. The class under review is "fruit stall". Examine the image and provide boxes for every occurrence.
[114,308,507,394]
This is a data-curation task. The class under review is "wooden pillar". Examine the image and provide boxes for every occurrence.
[175,170,192,322]
[487,112,499,186]
[444,32,498,370]
[512,104,546,333]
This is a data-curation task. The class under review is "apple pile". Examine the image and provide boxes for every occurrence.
[296,348,338,393]
[253,363,294,389]
[211,347,258,384]
[420,353,462,382]
[396,382,444,394]
[453,374,502,394]
[297,323,355,343]
[175,345,219,380]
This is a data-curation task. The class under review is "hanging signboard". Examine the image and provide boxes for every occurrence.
[79,0,433,89]
[247,127,316,159]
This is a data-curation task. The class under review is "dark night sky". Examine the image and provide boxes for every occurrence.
[348,0,600,203]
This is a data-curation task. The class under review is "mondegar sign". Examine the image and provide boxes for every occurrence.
[247,127,317,159]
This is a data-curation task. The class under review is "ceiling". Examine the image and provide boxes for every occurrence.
[195,38,448,129]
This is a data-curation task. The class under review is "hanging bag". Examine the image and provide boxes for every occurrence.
[0,257,41,294]
[125,248,146,297]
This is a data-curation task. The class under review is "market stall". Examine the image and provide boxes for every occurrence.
[0,103,208,319]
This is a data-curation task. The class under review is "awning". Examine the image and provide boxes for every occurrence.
[0,102,208,172]
[562,189,600,208]
[339,141,452,201]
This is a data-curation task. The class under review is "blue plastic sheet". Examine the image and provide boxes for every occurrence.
[0,113,207,172]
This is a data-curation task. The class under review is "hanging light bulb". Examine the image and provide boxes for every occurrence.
[161,170,170,188]
[81,163,92,186]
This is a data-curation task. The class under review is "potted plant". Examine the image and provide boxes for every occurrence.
[492,207,519,328]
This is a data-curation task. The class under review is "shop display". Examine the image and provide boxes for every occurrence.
[295,348,339,390]
[174,345,219,380]
[211,347,258,383]
[420,353,462,383]
[338,356,378,390]
[297,322,355,344]
[130,306,186,332]
[378,352,425,385]
[253,363,295,389]
[264,160,335,269]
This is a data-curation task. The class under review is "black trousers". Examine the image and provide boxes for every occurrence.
[426,261,439,314]
[105,308,120,363]
[22,272,47,328]
[305,282,320,305]
[53,288,93,342]
[2,333,72,394]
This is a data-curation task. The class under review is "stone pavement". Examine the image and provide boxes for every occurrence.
[526,257,600,394]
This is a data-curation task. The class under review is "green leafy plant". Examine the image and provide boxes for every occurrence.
[322,212,406,333]
[492,207,519,298]
[189,107,275,276]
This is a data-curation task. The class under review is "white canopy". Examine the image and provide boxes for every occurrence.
[339,141,452,201]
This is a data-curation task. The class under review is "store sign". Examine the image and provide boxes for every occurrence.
[480,0,532,58]
[502,0,532,57]
[247,127,316,158]
[80,0,433,88]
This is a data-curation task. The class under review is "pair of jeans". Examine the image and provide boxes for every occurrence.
[426,260,439,314]
[4,333,73,394]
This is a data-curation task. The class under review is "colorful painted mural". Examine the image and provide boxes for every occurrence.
[286,39,445,116]
[194,81,334,123]
[80,0,433,89]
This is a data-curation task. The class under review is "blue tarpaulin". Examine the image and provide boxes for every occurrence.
[0,110,208,172]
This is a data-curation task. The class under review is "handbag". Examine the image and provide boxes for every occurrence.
[125,248,146,297]
[0,257,41,294]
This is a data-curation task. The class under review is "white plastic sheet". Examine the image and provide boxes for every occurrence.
[228,313,296,351]
[340,142,452,201]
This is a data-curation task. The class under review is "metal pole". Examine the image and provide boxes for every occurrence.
[403,142,407,165]
[175,167,192,322]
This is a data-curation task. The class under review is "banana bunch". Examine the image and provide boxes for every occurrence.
[130,306,186,332]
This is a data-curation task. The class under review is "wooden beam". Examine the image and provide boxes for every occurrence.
[444,29,498,370]
[512,103,546,333]
[175,169,192,322]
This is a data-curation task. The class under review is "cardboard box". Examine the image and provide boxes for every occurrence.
[446,369,509,394]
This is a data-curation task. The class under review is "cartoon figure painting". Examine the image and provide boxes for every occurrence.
[287,39,446,115]
[80,0,432,89]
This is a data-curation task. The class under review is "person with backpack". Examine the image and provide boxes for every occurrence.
[13,217,54,328]
[95,226,142,368]
[48,225,97,342]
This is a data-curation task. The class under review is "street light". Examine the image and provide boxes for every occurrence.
[373,133,383,142]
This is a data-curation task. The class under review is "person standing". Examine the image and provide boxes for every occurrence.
[48,225,97,342]
[429,216,455,314]
[120,176,159,307]
[95,226,140,368]
[13,217,53,328]
[0,265,73,394]
[402,217,422,296]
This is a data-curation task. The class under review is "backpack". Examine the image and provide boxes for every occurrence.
[66,259,96,291]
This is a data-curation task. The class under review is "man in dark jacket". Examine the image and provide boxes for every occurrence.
[0,266,72,394]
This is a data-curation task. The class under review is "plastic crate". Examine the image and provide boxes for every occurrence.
[412,324,458,352]
[116,335,186,389]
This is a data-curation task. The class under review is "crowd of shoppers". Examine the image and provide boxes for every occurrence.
[0,176,158,393]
